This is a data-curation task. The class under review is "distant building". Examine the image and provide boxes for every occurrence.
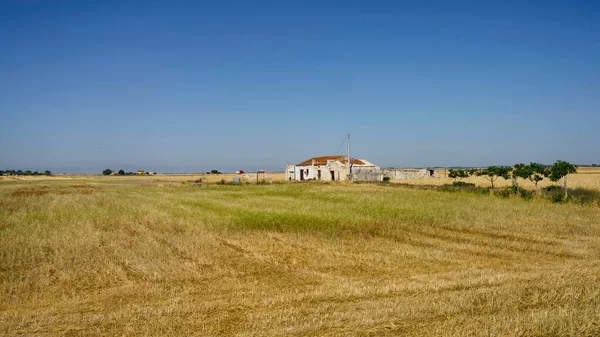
[286,155,382,182]
[137,170,145,175]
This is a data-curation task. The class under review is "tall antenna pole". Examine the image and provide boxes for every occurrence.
[347,133,351,181]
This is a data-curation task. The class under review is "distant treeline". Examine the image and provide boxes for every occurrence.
[448,160,577,198]
[1,169,52,176]
[103,169,144,175]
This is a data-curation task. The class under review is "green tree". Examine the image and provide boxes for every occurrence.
[448,169,471,180]
[211,170,221,174]
[548,160,577,199]
[102,169,113,176]
[511,163,531,192]
[476,166,512,190]
[44,170,52,176]
[118,169,125,175]
[527,163,548,195]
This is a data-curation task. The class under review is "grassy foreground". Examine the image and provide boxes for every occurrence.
[1,179,600,336]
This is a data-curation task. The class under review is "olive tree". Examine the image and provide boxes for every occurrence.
[527,163,548,194]
[476,166,512,190]
[511,163,531,192]
[448,169,471,180]
[548,160,577,198]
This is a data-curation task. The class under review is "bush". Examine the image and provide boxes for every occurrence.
[452,181,475,188]
[545,185,562,192]
[382,176,391,183]
[551,193,564,203]
[519,189,533,200]
[496,186,518,198]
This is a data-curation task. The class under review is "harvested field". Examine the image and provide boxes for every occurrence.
[394,169,600,191]
[1,177,599,336]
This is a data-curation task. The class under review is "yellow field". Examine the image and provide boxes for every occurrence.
[395,169,600,191]
[1,176,600,336]
[0,172,287,184]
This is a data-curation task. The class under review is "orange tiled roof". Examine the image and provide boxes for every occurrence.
[296,155,365,166]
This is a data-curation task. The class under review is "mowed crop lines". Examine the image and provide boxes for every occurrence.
[1,179,600,336]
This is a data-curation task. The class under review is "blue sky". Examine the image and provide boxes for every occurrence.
[1,0,599,173]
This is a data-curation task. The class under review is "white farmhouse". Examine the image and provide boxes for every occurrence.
[286,155,382,182]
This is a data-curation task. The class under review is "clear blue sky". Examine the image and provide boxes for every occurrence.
[1,0,599,173]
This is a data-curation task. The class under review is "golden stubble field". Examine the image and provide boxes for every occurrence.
[1,173,600,336]
[395,167,600,191]
[0,172,287,184]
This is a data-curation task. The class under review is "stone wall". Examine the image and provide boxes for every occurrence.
[382,168,441,180]
[351,167,383,182]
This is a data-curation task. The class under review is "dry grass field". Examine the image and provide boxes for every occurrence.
[0,172,287,184]
[396,168,600,191]
[1,175,600,336]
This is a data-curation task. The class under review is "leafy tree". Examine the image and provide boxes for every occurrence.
[25,170,32,175]
[511,163,531,192]
[16,170,23,176]
[45,170,52,176]
[527,163,548,194]
[448,169,471,180]
[548,160,577,199]
[118,169,125,175]
[475,166,512,190]
[0,170,4,176]
[102,169,113,176]
[210,170,221,174]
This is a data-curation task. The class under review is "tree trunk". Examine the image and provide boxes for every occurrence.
[564,176,568,199]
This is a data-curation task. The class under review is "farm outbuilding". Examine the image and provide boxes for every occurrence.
[286,155,382,182]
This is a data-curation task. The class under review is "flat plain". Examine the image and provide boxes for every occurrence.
[1,173,600,336]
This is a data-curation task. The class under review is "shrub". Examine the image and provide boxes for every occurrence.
[519,189,533,200]
[382,176,391,183]
[452,181,475,188]
[551,193,564,203]
[497,186,518,198]
[545,185,562,192]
